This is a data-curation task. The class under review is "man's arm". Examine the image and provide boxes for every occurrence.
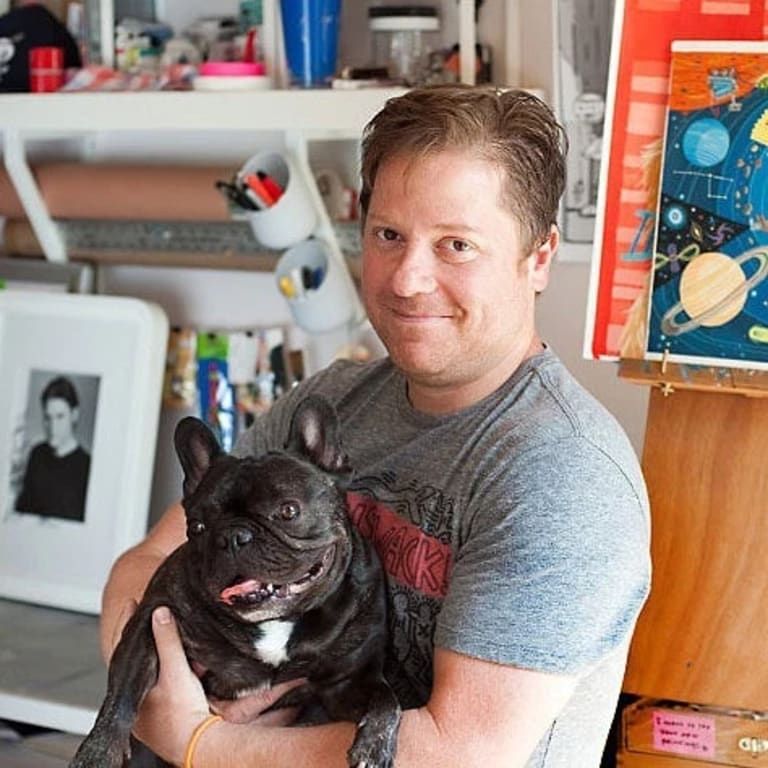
[99,501,186,662]
[143,608,577,768]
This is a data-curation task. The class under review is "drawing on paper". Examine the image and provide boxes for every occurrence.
[584,0,768,361]
[645,42,768,369]
[554,0,614,245]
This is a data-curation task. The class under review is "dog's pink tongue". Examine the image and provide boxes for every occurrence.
[220,580,259,604]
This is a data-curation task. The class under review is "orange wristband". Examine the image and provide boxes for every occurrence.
[183,714,222,768]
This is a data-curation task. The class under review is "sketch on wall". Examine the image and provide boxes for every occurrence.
[554,0,615,245]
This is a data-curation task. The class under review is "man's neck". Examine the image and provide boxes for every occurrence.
[406,335,545,415]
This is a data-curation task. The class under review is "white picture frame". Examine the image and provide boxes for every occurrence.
[0,292,168,614]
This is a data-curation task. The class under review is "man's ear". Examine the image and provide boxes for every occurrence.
[529,225,558,294]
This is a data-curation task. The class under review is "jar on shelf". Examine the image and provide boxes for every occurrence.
[368,5,440,86]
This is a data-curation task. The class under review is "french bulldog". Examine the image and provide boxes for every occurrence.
[70,396,401,768]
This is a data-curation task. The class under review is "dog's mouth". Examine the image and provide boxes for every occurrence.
[219,545,336,607]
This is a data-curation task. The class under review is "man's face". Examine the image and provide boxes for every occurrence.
[43,397,77,449]
[361,149,554,412]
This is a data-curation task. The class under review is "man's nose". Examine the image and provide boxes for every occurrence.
[390,243,437,297]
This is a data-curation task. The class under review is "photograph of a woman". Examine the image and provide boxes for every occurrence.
[14,372,99,522]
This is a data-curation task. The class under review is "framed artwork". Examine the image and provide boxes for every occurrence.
[584,0,768,361]
[553,0,615,248]
[646,41,768,369]
[0,291,168,613]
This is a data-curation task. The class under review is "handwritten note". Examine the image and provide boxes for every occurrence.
[653,709,716,758]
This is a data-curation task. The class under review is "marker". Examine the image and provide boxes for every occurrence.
[243,173,277,207]
[278,275,296,298]
[257,171,284,201]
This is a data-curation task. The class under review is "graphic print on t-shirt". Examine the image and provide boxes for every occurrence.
[347,471,454,708]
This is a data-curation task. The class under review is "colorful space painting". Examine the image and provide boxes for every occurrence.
[583,0,768,362]
[646,41,768,369]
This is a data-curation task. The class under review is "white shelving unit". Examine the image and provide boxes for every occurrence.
[0,0,531,739]
[1,88,404,267]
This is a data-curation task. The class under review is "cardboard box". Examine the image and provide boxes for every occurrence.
[621,699,768,767]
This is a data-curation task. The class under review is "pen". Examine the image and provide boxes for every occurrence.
[215,180,261,211]
[257,170,284,201]
[278,275,297,298]
[243,173,277,207]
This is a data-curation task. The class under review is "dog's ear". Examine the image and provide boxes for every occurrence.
[174,417,223,498]
[286,396,350,475]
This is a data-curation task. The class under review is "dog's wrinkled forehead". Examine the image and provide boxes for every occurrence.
[191,452,333,521]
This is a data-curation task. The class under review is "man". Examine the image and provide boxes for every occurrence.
[101,85,650,767]
[15,375,91,521]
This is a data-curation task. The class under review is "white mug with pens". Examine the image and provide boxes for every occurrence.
[275,239,355,333]
[233,150,318,250]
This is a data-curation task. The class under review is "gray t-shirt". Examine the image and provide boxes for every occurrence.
[233,349,651,767]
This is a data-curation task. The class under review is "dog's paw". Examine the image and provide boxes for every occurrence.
[347,717,397,768]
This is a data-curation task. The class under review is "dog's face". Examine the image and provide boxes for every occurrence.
[174,397,352,623]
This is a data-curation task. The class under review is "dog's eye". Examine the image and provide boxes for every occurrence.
[188,520,206,537]
[280,502,300,521]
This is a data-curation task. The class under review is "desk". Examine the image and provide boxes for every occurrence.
[0,599,104,735]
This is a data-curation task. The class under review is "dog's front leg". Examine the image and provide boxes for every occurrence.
[323,676,402,768]
[69,607,159,768]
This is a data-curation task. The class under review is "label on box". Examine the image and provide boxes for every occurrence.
[653,709,716,758]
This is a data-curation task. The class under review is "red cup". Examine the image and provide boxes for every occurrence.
[29,46,65,93]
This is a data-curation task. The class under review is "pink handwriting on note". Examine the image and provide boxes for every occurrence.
[652,709,716,758]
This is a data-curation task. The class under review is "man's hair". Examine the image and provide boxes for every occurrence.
[359,85,568,252]
[41,376,79,408]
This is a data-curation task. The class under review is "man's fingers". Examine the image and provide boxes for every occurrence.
[151,606,190,680]
[209,677,308,724]
[252,705,301,727]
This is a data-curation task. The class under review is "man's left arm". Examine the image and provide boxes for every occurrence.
[139,605,576,768]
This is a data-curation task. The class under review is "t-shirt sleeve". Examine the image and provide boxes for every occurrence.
[434,436,650,675]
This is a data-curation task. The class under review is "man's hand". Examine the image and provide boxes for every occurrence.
[132,607,210,765]
[209,681,306,725]
[133,607,306,764]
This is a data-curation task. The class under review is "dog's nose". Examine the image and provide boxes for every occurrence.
[218,527,254,551]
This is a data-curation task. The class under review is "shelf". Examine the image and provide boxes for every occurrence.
[0,88,407,138]
[2,218,363,276]
[0,599,102,735]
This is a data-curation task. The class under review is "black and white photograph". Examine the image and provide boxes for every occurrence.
[11,369,99,523]
[0,291,167,614]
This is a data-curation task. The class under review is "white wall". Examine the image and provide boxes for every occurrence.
[537,258,649,454]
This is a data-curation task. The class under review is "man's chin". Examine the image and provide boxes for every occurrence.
[389,351,455,388]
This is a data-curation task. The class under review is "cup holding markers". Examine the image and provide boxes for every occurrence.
[29,46,65,93]
[275,239,355,333]
[237,151,318,249]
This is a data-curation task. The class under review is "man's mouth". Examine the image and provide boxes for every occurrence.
[219,545,336,607]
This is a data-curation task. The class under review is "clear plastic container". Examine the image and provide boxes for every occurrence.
[368,5,440,86]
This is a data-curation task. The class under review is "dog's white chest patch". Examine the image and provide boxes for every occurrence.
[253,620,294,666]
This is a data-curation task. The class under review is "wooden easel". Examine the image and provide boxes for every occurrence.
[620,359,768,711]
